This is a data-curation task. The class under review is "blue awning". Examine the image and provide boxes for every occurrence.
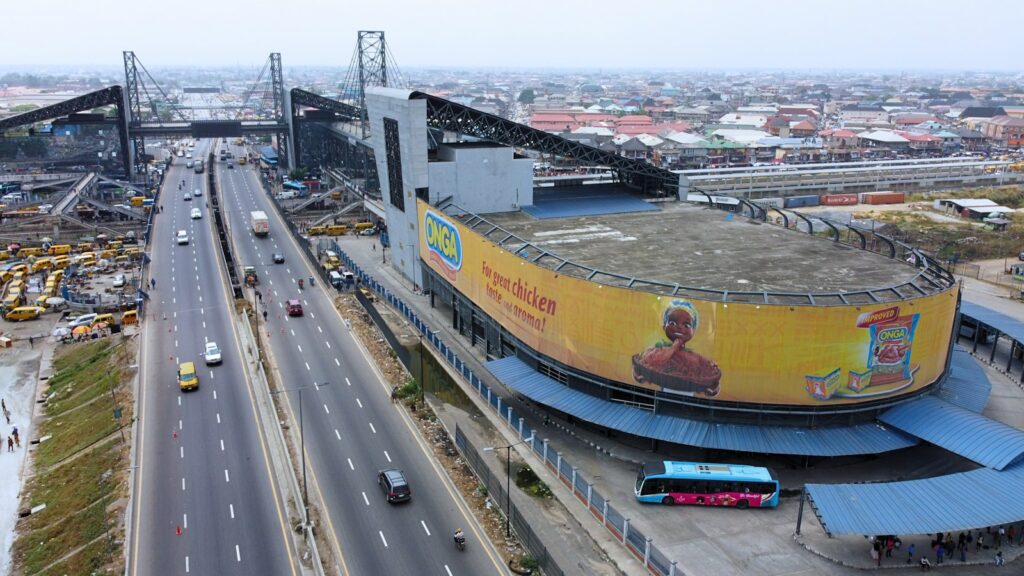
[934,348,991,413]
[880,395,1024,470]
[962,300,1024,343]
[485,356,917,457]
[807,462,1024,536]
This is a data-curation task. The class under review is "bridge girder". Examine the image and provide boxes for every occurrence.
[0,86,131,178]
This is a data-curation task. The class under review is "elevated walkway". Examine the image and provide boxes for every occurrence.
[311,200,365,226]
[74,194,145,221]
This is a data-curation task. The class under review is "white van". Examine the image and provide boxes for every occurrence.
[276,190,298,200]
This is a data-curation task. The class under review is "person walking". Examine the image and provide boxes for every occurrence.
[978,532,984,552]
[150,277,156,290]
[262,309,268,322]
[906,542,916,564]
[7,436,12,452]
[12,427,19,447]
[28,336,33,348]
[886,536,894,558]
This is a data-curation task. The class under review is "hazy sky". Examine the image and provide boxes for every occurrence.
[3,0,1022,71]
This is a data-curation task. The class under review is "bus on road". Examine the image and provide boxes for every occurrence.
[635,461,779,509]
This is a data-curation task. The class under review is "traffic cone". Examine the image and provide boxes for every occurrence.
[173,431,177,440]
[176,525,182,536]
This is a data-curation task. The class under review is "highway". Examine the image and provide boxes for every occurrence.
[217,142,504,575]
[130,139,299,575]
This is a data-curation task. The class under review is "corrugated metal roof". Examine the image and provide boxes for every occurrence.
[934,348,991,413]
[961,300,1024,343]
[807,463,1024,536]
[486,356,917,457]
[880,395,1024,470]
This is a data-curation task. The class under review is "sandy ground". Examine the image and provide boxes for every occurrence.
[0,345,42,574]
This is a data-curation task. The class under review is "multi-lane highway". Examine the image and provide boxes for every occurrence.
[130,140,299,575]
[217,141,503,575]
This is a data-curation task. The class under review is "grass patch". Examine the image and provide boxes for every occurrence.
[12,339,132,576]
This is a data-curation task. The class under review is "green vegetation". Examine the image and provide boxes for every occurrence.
[515,465,552,499]
[517,89,536,104]
[12,340,132,575]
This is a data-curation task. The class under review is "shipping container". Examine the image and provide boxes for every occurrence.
[783,195,820,209]
[754,197,784,209]
[860,192,905,205]
[820,193,859,206]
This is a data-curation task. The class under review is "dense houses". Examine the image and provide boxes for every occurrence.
[511,75,1024,169]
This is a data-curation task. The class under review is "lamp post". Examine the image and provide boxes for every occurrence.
[269,381,330,524]
[484,434,534,538]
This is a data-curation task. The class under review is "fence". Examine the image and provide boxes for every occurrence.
[334,248,683,576]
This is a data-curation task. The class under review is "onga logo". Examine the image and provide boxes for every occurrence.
[423,209,462,279]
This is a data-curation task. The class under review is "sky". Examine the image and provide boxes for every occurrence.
[2,0,1022,71]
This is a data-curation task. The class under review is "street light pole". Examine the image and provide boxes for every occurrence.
[484,434,534,539]
[269,381,329,526]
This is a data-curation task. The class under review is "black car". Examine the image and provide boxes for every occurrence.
[228,163,234,169]
[378,468,411,503]
[272,253,285,264]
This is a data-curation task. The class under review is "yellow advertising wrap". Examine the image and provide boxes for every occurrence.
[420,201,959,406]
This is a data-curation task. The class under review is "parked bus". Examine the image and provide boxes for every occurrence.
[635,461,779,509]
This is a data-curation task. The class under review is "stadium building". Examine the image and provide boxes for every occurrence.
[363,88,967,459]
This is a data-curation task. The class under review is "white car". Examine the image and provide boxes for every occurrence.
[191,208,202,220]
[176,230,189,245]
[112,274,126,288]
[186,152,193,159]
[68,313,97,329]
[193,188,202,197]
[183,193,192,201]
[204,341,222,365]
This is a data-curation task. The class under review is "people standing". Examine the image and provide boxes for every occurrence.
[886,536,894,558]
[997,525,1005,548]
[1010,525,1016,546]
[906,542,916,564]
[6,436,12,452]
[978,532,985,552]
[935,542,944,564]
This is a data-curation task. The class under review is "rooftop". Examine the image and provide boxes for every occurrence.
[473,193,942,304]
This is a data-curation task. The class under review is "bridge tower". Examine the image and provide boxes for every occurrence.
[355,31,391,138]
[122,51,145,178]
[269,52,293,171]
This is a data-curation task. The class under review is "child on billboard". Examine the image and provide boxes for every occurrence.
[632,300,722,397]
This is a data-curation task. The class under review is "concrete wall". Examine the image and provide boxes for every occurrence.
[366,87,428,286]
[428,143,534,214]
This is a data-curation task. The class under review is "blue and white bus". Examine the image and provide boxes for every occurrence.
[635,461,779,509]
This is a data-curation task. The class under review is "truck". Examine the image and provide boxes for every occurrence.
[251,211,269,237]
[194,159,204,174]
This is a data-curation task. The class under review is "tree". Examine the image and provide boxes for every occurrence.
[517,89,536,105]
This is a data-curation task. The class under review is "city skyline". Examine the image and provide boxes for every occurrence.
[3,0,1022,71]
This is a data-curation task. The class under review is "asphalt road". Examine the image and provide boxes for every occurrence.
[217,144,504,575]
[129,140,298,576]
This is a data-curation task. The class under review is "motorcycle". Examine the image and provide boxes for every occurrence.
[454,533,466,551]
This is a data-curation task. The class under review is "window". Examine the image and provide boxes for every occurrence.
[383,117,404,212]
[538,361,568,384]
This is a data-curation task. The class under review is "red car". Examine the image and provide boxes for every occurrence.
[286,299,303,316]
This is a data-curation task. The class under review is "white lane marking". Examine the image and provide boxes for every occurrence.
[356,398,362,408]
[335,359,341,367]
[173,297,176,304]
[310,312,315,319]
[323,404,330,415]
[216,413,221,424]
[174,340,178,348]
[444,566,453,576]
[235,544,241,562]
[347,458,354,470]
[178,397,181,406]
[220,439,225,451]
[225,469,230,483]
[182,477,186,491]
[180,446,184,459]
[325,341,331,349]
[173,311,177,318]
[297,344,302,353]
[305,362,311,371]
[174,325,178,332]
[369,423,377,434]
[379,531,388,548]
[229,504,235,519]
[290,329,295,336]
[421,520,431,536]
[202,321,206,328]
[278,302,283,309]
[179,419,183,430]
[317,325,323,334]
[303,300,308,306]
[185,556,190,573]
[335,429,341,440]
[384,450,391,463]
[184,513,188,529]
[362,492,370,506]
[314,382,320,391]
[213,390,217,400]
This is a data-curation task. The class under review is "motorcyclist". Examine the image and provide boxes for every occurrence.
[309,276,315,287]
[298,278,304,290]
[453,528,465,548]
